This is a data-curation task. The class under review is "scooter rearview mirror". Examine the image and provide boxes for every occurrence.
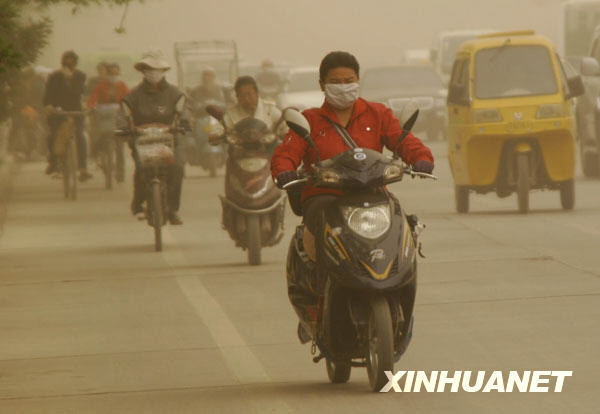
[283,107,311,138]
[282,107,320,162]
[396,99,420,132]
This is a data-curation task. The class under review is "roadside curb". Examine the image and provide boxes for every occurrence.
[0,154,16,238]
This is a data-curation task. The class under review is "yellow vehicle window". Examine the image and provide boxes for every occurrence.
[448,59,470,105]
[474,45,558,99]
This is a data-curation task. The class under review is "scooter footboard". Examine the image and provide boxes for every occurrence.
[286,226,320,324]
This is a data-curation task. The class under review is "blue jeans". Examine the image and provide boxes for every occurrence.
[47,114,87,169]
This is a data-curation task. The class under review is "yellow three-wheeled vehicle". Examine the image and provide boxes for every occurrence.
[447,31,584,213]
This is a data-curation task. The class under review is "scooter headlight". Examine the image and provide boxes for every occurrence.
[237,157,268,172]
[341,205,391,239]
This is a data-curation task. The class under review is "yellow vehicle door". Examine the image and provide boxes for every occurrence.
[447,57,471,184]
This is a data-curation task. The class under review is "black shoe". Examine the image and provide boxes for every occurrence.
[45,163,57,175]
[168,212,183,225]
[78,171,93,182]
[131,200,143,215]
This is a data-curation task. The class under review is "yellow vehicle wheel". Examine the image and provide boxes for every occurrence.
[517,153,529,214]
[560,179,575,210]
[455,185,469,214]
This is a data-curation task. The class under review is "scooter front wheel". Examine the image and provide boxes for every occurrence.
[366,296,394,392]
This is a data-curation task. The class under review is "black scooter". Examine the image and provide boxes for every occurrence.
[282,106,436,392]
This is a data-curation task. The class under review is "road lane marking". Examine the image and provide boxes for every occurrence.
[161,229,292,412]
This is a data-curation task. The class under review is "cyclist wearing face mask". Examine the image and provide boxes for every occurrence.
[118,49,188,225]
[271,51,434,260]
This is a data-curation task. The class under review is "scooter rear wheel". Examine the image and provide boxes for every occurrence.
[326,358,351,384]
[246,215,261,265]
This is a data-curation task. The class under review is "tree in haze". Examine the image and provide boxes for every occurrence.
[0,0,140,121]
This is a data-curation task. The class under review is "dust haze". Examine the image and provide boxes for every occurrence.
[39,0,565,71]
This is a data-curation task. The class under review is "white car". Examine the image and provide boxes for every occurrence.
[277,67,323,111]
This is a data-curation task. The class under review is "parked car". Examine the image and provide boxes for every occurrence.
[277,67,323,111]
[361,64,447,140]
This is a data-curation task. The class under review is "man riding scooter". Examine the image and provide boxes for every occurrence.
[208,76,289,264]
[270,51,434,337]
[189,67,227,106]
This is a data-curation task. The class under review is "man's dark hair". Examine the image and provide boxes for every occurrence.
[319,51,360,81]
[61,50,79,65]
[234,75,258,94]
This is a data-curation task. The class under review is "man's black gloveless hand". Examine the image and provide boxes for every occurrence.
[275,171,298,189]
[413,160,434,174]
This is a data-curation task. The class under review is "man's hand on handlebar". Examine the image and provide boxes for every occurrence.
[275,171,299,189]
[413,160,434,174]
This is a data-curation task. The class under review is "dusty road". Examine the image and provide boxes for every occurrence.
[0,142,599,413]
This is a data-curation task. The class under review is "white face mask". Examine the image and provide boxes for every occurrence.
[324,82,360,110]
[144,69,165,85]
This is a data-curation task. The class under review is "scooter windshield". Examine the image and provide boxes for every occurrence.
[233,118,270,144]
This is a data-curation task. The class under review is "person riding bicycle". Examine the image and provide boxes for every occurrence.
[85,61,109,98]
[87,62,130,182]
[270,51,435,261]
[118,49,187,225]
[43,50,92,181]
[208,75,288,148]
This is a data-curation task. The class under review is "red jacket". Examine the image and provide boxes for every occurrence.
[87,79,129,108]
[271,98,434,202]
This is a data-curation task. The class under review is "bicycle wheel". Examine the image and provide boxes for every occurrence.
[68,138,78,200]
[152,180,163,252]
[104,139,115,190]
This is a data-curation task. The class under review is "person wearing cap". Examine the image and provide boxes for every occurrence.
[43,50,92,181]
[119,49,187,225]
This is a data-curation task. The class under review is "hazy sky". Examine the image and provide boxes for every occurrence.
[38,0,567,74]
